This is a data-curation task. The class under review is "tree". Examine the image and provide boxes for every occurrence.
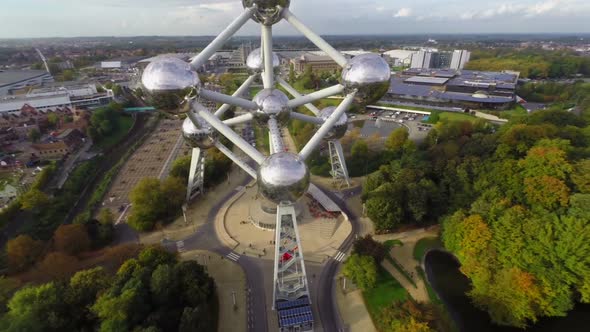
[97,208,114,225]
[0,277,21,313]
[169,156,191,183]
[352,235,387,263]
[53,224,90,255]
[46,113,59,126]
[128,178,165,231]
[1,282,70,332]
[28,128,41,142]
[37,252,79,280]
[19,189,49,211]
[385,127,409,152]
[342,254,377,291]
[6,235,44,272]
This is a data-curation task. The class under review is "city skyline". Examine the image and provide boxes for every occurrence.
[1,0,590,38]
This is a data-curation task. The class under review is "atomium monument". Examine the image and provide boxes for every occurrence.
[141,1,391,330]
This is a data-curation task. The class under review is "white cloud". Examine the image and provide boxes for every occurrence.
[394,7,412,18]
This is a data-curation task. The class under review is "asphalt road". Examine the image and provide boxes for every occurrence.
[113,162,361,332]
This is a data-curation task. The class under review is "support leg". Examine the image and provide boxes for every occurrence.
[273,203,314,332]
[328,140,350,188]
[186,148,205,202]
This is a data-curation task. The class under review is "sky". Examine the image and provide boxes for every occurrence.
[1,0,590,38]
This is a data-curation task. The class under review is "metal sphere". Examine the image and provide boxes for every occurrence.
[252,89,291,126]
[182,103,217,149]
[141,56,200,93]
[341,53,391,107]
[319,106,348,140]
[258,152,310,204]
[242,0,290,25]
[246,48,280,74]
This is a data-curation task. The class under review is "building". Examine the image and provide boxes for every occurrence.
[290,53,340,73]
[0,70,54,96]
[410,51,433,69]
[31,141,72,160]
[227,43,253,68]
[382,50,419,66]
[0,83,114,114]
[385,69,519,110]
[450,50,471,70]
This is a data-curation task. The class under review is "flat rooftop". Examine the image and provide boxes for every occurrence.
[0,70,51,87]
[405,76,450,85]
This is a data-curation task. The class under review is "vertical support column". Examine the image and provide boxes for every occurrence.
[268,118,285,154]
[262,24,274,89]
[274,203,314,332]
[186,148,205,202]
[328,140,350,188]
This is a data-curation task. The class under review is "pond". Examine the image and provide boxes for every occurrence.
[424,250,590,332]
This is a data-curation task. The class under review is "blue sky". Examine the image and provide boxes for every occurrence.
[1,0,590,38]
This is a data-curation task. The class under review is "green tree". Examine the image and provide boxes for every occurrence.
[19,189,50,211]
[169,156,191,182]
[352,235,387,263]
[0,277,21,313]
[97,208,115,225]
[28,128,41,142]
[46,113,59,126]
[342,254,377,291]
[385,127,409,152]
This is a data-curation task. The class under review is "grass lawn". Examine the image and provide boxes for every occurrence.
[481,104,528,121]
[438,112,478,123]
[383,239,404,249]
[95,114,134,151]
[363,265,408,322]
[413,237,442,262]
[416,265,441,304]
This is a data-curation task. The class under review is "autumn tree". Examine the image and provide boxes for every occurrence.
[6,235,44,272]
[385,127,409,152]
[53,224,90,255]
[352,235,387,263]
[37,252,79,280]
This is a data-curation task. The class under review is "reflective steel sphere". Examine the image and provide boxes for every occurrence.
[341,54,391,107]
[252,89,291,126]
[258,152,310,204]
[142,56,201,93]
[182,103,217,149]
[319,106,348,140]
[246,48,280,74]
[242,0,290,25]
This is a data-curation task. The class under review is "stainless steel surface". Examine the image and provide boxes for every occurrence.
[215,74,257,118]
[246,48,279,74]
[282,8,348,67]
[141,56,200,93]
[299,91,356,160]
[223,113,254,126]
[252,88,291,126]
[286,84,344,109]
[341,53,391,107]
[199,88,258,110]
[268,118,285,154]
[243,0,290,25]
[191,100,267,165]
[276,76,321,116]
[290,111,324,125]
[262,25,275,89]
[258,152,310,204]
[183,112,217,150]
[190,8,254,69]
[319,106,348,140]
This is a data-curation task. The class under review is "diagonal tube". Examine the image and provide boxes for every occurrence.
[223,113,254,126]
[190,101,266,165]
[299,91,356,160]
[190,8,254,70]
[290,112,324,125]
[215,74,257,117]
[286,84,344,109]
[214,141,257,179]
[277,76,321,116]
[199,89,257,111]
[282,8,348,67]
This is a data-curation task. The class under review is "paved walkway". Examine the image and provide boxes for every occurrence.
[335,273,377,332]
[180,250,247,332]
[375,226,440,303]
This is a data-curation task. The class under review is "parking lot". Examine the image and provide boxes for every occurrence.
[353,108,433,142]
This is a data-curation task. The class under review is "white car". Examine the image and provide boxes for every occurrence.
[398,119,404,123]
[395,111,401,115]
[350,115,357,119]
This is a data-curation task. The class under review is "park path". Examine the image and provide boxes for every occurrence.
[376,226,440,303]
